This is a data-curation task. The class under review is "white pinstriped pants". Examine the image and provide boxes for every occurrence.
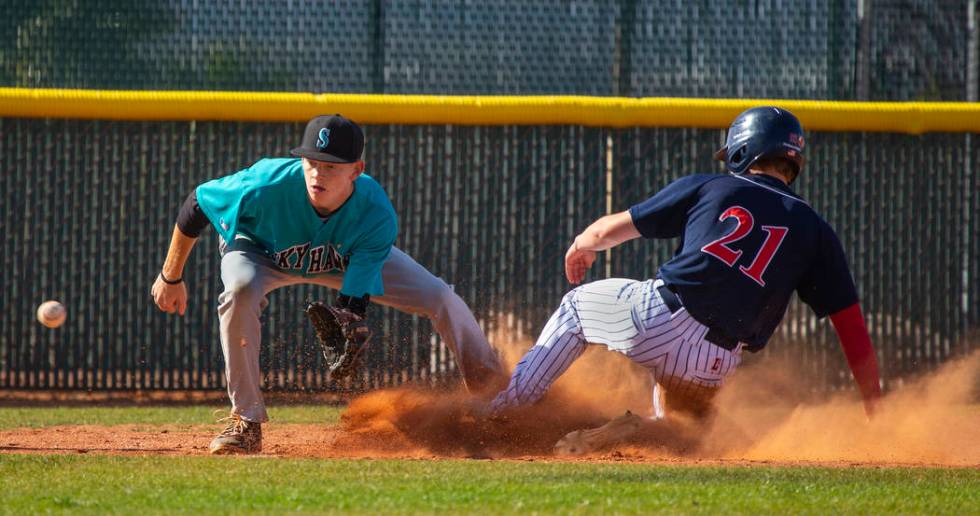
[488,278,742,417]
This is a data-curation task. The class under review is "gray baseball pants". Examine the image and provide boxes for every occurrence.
[218,238,504,423]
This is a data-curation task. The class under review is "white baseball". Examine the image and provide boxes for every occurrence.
[36,300,67,329]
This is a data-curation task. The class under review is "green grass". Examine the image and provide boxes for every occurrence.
[0,455,976,514]
[2,405,978,514]
[0,404,343,430]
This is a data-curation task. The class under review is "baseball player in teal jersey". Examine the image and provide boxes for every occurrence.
[151,115,504,454]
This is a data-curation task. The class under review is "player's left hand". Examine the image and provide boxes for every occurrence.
[306,302,373,380]
[564,238,597,284]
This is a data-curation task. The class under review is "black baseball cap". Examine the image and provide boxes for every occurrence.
[290,114,364,163]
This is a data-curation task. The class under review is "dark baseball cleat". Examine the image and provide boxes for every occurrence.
[209,413,262,455]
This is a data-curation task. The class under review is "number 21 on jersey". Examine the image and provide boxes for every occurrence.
[701,206,788,286]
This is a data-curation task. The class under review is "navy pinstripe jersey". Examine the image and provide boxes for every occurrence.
[628,173,857,350]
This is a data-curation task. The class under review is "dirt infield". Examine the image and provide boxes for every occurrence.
[3,347,978,468]
[2,423,970,469]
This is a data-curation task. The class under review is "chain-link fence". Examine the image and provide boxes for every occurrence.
[1,1,978,392]
[1,0,977,100]
[2,120,977,391]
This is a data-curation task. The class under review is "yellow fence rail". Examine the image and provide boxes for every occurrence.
[2,88,979,134]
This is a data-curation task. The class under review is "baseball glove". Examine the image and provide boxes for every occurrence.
[305,301,372,380]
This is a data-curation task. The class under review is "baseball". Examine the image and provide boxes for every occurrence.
[36,300,67,329]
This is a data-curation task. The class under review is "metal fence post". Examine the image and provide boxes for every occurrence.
[855,0,872,100]
[614,0,636,98]
[969,0,978,102]
[370,0,386,94]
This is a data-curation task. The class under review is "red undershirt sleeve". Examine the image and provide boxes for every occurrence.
[829,303,882,416]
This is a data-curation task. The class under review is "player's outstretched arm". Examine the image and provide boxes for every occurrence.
[829,303,882,418]
[152,188,212,315]
[565,211,641,284]
[151,224,199,316]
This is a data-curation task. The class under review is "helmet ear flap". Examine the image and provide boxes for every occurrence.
[727,144,750,173]
[730,145,746,163]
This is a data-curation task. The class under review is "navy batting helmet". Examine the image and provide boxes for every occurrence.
[714,106,805,180]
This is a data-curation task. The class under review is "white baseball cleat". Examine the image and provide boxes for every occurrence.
[553,410,645,456]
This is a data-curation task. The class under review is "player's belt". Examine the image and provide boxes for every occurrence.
[655,283,740,352]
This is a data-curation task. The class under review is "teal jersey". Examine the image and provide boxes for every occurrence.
[196,158,398,298]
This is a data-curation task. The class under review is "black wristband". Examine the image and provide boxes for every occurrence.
[159,272,183,285]
[335,294,370,318]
